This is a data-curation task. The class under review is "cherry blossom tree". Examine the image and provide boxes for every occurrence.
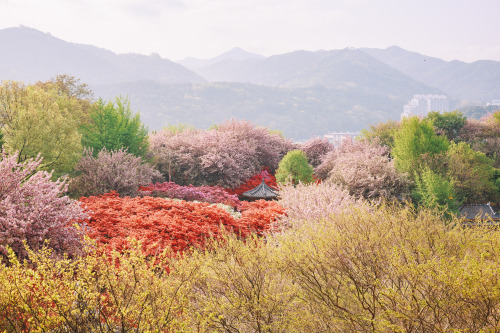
[0,150,87,260]
[69,148,162,197]
[299,137,334,168]
[149,120,295,188]
[316,138,410,200]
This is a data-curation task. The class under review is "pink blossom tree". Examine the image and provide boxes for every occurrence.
[278,182,361,224]
[0,150,87,260]
[316,138,410,200]
[299,137,334,168]
[460,112,500,167]
[69,148,163,197]
[149,120,295,188]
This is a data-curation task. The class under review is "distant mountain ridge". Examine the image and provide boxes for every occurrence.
[0,26,205,84]
[362,46,500,102]
[1,26,499,140]
[178,47,265,70]
[190,48,440,96]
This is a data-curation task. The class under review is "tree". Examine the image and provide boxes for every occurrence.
[425,111,467,142]
[0,150,87,261]
[69,148,163,198]
[460,112,500,168]
[0,81,83,177]
[34,74,94,119]
[80,97,149,158]
[360,119,400,148]
[446,142,497,204]
[299,137,334,168]
[412,166,459,217]
[327,139,410,200]
[149,120,294,188]
[275,150,314,185]
[392,116,450,177]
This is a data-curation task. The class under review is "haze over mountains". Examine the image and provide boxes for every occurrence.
[1,26,499,140]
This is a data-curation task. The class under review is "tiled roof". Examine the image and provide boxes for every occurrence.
[459,204,500,221]
[242,180,279,198]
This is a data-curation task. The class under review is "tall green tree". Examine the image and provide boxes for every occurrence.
[80,97,149,157]
[425,111,467,142]
[412,166,459,218]
[392,116,450,178]
[275,150,314,185]
[0,81,83,176]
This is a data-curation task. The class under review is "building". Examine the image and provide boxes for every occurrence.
[487,99,500,106]
[460,203,500,224]
[324,131,360,145]
[401,94,449,118]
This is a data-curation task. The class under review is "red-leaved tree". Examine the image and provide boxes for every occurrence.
[0,150,87,260]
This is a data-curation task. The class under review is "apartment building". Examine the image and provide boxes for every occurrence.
[401,94,449,118]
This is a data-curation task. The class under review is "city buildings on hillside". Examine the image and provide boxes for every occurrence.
[401,94,449,118]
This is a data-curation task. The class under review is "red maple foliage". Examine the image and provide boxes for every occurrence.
[78,192,285,256]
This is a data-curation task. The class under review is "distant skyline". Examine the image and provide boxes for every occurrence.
[1,0,499,63]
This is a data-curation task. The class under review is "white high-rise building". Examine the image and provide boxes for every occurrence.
[401,94,449,118]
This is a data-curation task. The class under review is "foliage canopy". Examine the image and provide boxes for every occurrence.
[80,97,149,158]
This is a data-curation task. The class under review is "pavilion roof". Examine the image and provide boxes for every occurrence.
[460,203,500,221]
[242,180,279,199]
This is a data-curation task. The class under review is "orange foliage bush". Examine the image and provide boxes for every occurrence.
[78,192,285,256]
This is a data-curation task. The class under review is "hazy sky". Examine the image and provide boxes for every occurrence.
[1,0,499,62]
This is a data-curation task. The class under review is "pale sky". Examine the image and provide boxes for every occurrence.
[1,0,499,63]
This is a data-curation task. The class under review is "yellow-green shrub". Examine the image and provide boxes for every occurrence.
[0,240,198,332]
[2,204,500,332]
[275,204,500,332]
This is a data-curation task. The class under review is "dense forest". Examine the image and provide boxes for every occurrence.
[1,75,500,331]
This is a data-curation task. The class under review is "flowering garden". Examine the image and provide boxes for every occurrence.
[2,77,500,331]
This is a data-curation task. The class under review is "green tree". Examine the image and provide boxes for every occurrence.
[425,111,467,142]
[35,74,94,116]
[392,116,450,177]
[0,81,83,176]
[446,142,497,204]
[412,166,459,218]
[275,150,314,185]
[360,119,399,148]
[80,97,149,157]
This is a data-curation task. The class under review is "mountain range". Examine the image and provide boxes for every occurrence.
[1,26,499,140]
